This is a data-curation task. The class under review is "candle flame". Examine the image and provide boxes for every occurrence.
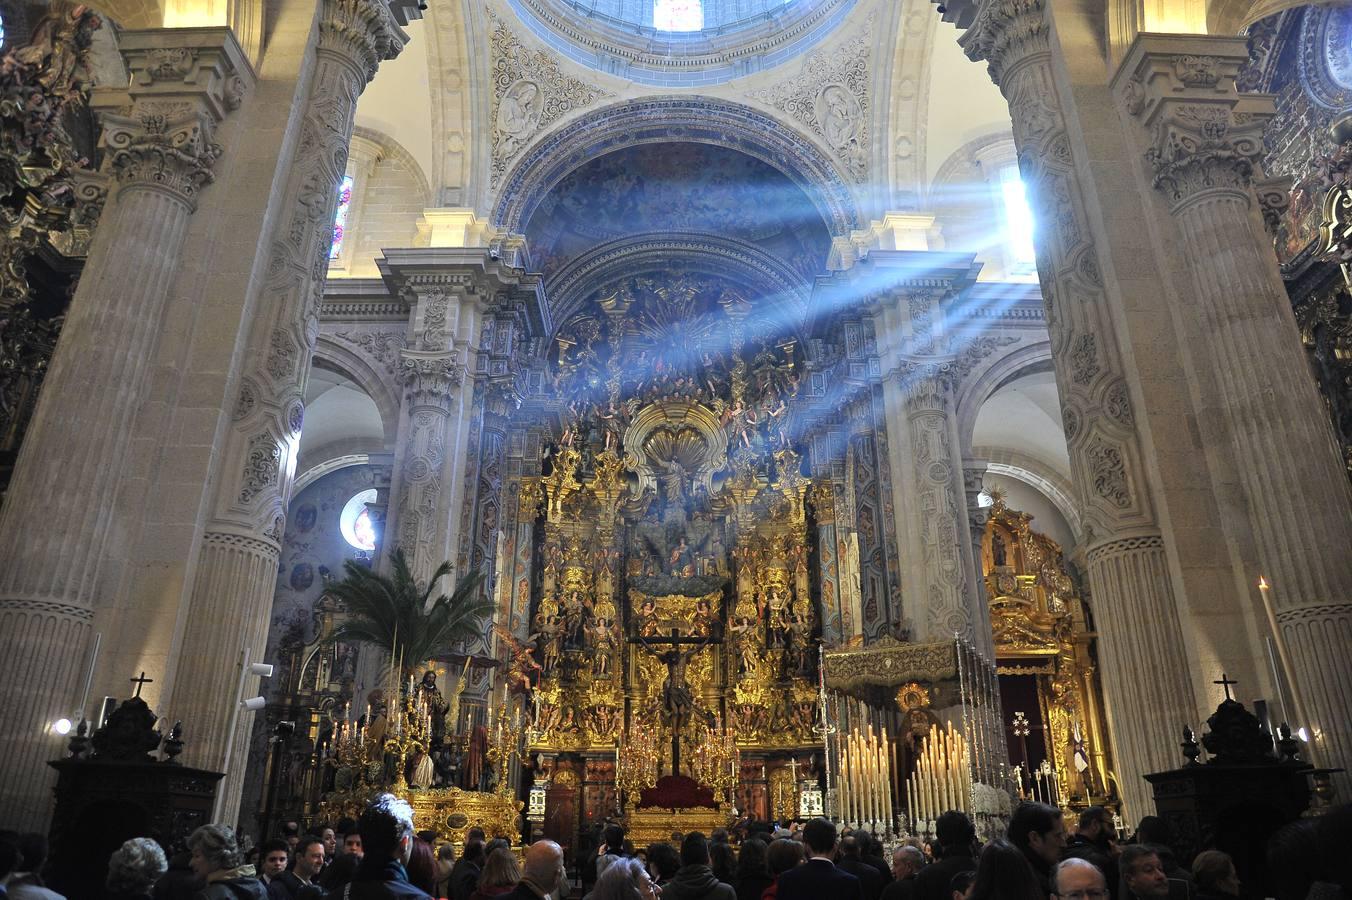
[1258,575,1270,590]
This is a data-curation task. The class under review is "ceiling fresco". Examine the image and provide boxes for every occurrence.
[524,142,833,286]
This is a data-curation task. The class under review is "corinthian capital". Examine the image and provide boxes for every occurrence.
[951,0,1049,88]
[102,28,253,207]
[1114,34,1275,208]
[399,349,463,407]
[319,0,409,85]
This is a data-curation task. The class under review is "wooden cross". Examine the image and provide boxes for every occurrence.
[1213,673,1238,701]
[130,671,154,698]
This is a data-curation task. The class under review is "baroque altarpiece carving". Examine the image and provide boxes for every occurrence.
[515,275,830,814]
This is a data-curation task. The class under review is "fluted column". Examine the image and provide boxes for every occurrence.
[165,0,407,822]
[944,0,1198,818]
[1117,37,1352,780]
[0,29,250,828]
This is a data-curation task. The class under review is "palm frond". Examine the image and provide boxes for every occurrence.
[324,550,492,672]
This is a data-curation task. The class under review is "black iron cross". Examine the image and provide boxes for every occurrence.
[130,671,154,698]
[1213,673,1238,701]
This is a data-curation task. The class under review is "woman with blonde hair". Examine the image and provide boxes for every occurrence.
[469,847,524,900]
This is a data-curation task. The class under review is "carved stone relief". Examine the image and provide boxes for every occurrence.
[748,20,873,182]
[489,13,612,187]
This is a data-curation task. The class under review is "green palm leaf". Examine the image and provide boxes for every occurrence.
[326,549,491,672]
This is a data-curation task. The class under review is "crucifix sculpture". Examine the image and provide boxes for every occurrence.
[1213,673,1238,701]
[632,627,713,777]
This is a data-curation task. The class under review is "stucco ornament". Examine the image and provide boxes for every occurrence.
[489,13,612,186]
[748,20,872,182]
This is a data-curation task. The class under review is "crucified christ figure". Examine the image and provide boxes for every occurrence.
[636,628,712,775]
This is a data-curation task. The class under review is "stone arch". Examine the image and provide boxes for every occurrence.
[955,338,1055,450]
[491,96,862,241]
[545,232,814,339]
[310,335,400,447]
[971,446,1083,542]
[351,125,432,207]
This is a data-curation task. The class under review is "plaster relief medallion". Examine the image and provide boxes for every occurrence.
[287,400,305,436]
[816,84,862,153]
[497,80,544,158]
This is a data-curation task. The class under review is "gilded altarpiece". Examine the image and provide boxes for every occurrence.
[982,497,1115,808]
[505,275,837,842]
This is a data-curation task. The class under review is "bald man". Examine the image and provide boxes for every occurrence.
[507,840,566,900]
[1055,859,1109,900]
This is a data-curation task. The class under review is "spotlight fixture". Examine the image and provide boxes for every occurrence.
[242,696,266,712]
[51,718,73,736]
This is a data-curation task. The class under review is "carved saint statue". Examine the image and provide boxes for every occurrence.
[418,670,450,747]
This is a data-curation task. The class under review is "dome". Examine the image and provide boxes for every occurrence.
[505,0,858,85]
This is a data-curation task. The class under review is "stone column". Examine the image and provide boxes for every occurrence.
[940,0,1199,818]
[899,373,993,657]
[1116,37,1352,777]
[164,0,407,821]
[0,29,250,827]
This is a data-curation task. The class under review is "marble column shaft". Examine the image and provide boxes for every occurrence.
[1117,37,1352,778]
[947,0,1198,818]
[165,0,406,822]
[0,30,250,828]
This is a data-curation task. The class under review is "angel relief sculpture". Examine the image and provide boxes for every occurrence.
[493,624,541,693]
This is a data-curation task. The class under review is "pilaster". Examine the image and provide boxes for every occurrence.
[0,27,252,828]
[1115,34,1352,781]
[851,251,997,658]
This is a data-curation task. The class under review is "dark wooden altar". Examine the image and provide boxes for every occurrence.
[45,698,223,900]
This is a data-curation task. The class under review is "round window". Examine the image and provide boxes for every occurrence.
[340,489,378,552]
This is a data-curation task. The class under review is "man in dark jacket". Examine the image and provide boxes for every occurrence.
[269,837,324,900]
[1009,802,1067,896]
[662,833,737,900]
[1062,807,1119,899]
[912,812,977,900]
[838,837,884,900]
[776,819,862,900]
[325,793,430,899]
[860,834,893,889]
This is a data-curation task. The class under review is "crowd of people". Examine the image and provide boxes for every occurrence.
[0,799,1346,900]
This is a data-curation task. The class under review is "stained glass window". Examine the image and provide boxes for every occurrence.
[1,11,7,49]
[340,489,378,552]
[329,174,355,260]
[654,0,703,31]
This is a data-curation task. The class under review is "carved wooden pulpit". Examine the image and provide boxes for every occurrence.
[45,697,223,900]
